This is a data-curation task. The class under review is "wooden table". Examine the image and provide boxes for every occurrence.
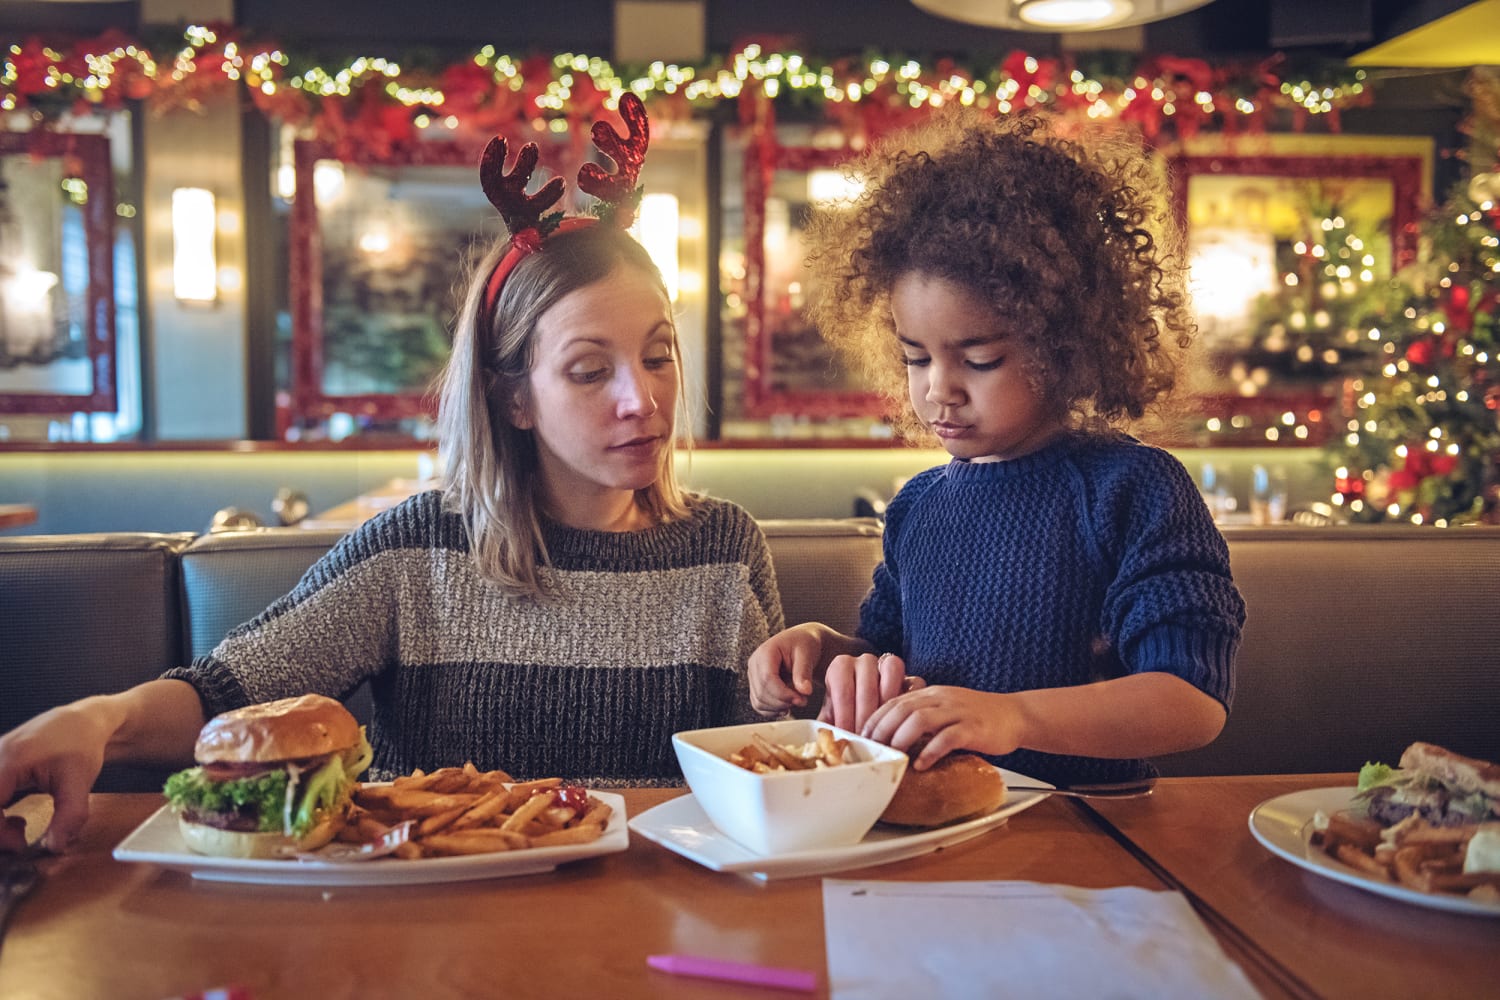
[1085,774,1500,1000]
[0,504,37,530]
[0,788,1296,1000]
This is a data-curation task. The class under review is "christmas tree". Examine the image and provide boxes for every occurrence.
[1328,163,1500,525]
[1332,68,1500,524]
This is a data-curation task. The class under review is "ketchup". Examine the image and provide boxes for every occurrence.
[552,784,591,817]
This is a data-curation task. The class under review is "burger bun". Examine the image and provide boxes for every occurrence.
[1399,742,1500,800]
[177,812,344,859]
[879,752,1007,828]
[194,693,360,765]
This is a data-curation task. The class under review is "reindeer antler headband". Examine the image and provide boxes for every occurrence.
[479,92,650,315]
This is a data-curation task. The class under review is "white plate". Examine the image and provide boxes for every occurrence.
[113,790,628,886]
[1248,786,1500,918]
[628,767,1049,881]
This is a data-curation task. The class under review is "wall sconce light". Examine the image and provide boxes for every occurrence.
[1187,226,1278,332]
[809,168,865,207]
[634,191,681,302]
[172,186,217,303]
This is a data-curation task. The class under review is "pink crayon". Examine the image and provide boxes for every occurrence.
[646,953,818,992]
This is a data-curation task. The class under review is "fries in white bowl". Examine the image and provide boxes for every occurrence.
[673,720,907,856]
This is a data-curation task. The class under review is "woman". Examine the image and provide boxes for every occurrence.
[0,97,782,850]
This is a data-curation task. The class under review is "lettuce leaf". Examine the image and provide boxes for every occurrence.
[290,757,348,838]
[162,767,289,833]
[1356,761,1400,792]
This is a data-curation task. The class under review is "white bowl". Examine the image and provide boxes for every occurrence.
[671,719,908,856]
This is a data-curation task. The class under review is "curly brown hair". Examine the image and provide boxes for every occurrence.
[807,109,1195,439]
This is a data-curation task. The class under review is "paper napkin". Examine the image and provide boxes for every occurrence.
[823,880,1261,1000]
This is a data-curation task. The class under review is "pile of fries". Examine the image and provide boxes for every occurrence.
[727,729,853,774]
[1312,810,1500,900]
[341,762,612,859]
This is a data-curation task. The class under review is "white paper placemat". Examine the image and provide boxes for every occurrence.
[823,880,1261,1000]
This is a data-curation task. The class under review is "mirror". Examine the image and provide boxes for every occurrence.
[737,132,888,426]
[0,132,116,415]
[1170,138,1429,445]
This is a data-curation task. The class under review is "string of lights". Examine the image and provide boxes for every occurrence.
[2,26,1372,144]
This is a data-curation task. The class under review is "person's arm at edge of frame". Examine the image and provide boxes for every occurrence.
[0,678,206,850]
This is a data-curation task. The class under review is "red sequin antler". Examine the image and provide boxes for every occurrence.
[577,93,649,227]
[478,95,654,315]
[479,137,566,251]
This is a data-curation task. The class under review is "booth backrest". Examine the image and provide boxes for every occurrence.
[1157,525,1500,776]
[0,532,195,791]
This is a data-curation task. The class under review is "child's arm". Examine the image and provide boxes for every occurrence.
[862,672,1225,771]
[747,622,875,717]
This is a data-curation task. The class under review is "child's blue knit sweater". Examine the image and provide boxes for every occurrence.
[859,432,1245,786]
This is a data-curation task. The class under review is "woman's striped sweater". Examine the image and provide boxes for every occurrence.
[162,490,783,786]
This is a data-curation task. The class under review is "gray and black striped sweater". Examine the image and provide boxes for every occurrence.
[163,490,784,787]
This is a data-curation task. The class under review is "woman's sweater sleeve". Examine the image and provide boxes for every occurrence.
[160,509,409,719]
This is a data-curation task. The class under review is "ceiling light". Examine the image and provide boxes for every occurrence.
[1017,0,1134,28]
[912,0,1213,31]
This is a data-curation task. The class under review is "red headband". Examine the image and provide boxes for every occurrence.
[479,93,650,316]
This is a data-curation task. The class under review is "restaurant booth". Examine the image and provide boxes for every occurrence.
[2,1,1499,997]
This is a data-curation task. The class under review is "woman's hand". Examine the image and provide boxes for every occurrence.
[0,701,114,852]
[862,685,1021,770]
[819,652,924,733]
[0,680,206,852]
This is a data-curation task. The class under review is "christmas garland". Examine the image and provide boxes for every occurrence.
[2,24,1374,155]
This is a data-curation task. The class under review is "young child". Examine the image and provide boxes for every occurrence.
[748,110,1245,787]
[1,96,782,851]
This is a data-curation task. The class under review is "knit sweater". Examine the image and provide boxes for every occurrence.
[859,432,1245,786]
[163,490,783,787]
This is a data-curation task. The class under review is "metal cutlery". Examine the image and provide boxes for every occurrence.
[1007,778,1157,800]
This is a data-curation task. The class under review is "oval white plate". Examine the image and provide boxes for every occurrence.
[1247,786,1500,918]
[629,767,1049,881]
[113,789,628,886]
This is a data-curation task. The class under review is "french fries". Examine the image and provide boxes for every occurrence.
[727,729,852,773]
[1312,810,1500,900]
[337,762,612,860]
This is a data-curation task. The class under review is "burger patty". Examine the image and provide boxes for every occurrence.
[1365,786,1472,827]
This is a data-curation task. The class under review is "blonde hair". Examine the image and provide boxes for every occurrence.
[808,109,1195,440]
[436,225,691,597]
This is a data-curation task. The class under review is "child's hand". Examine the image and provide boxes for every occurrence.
[820,653,923,734]
[862,686,1020,770]
[747,624,826,716]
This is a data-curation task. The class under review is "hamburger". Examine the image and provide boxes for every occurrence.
[1354,742,1500,829]
[163,694,373,858]
[879,752,1007,828]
